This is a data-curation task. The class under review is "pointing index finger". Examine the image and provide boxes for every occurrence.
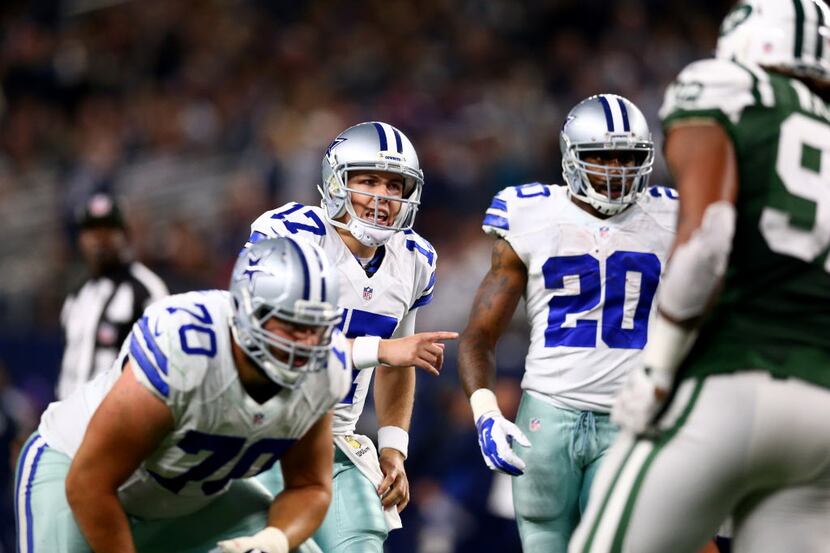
[421,331,459,342]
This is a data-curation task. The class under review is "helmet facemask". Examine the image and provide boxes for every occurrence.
[318,122,424,247]
[232,286,342,390]
[562,141,654,216]
[230,238,343,390]
[560,94,655,216]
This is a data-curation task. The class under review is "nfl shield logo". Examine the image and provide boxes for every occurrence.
[599,226,610,239]
[253,413,264,425]
[529,417,542,432]
[363,286,373,302]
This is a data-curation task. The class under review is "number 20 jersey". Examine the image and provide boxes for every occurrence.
[661,58,830,389]
[483,183,677,412]
[248,203,436,434]
[38,290,352,519]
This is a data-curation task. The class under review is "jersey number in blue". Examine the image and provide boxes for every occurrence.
[149,430,295,495]
[270,203,326,236]
[167,303,217,357]
[338,308,398,404]
[543,251,660,349]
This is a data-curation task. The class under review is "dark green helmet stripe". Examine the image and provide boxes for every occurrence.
[734,61,763,106]
[794,0,806,59]
[815,0,825,61]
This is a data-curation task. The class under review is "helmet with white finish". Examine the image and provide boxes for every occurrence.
[716,0,830,83]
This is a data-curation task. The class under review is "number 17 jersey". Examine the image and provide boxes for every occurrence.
[248,203,437,434]
[483,183,677,412]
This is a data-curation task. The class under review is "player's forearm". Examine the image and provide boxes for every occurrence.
[66,485,136,553]
[374,365,415,429]
[662,124,738,329]
[458,328,497,397]
[268,483,331,547]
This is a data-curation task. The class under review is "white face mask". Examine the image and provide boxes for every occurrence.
[347,217,396,247]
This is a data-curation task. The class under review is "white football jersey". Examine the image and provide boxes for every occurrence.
[39,290,351,519]
[483,183,677,412]
[248,203,436,434]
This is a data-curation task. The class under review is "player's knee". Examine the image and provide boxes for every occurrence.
[517,516,571,552]
[321,530,387,553]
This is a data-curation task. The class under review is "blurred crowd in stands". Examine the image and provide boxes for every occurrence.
[0,1,731,551]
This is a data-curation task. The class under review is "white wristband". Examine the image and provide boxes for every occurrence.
[377,426,409,459]
[352,336,381,370]
[217,526,288,553]
[643,314,698,376]
[469,388,501,422]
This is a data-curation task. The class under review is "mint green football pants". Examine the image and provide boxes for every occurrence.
[14,432,302,553]
[256,447,388,553]
[512,392,618,553]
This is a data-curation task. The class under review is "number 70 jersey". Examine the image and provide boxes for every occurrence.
[483,183,677,412]
[38,290,351,519]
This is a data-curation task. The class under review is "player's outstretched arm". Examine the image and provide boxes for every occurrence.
[220,412,334,553]
[613,122,739,435]
[378,331,458,375]
[350,331,458,376]
[458,238,530,475]
[66,362,174,553]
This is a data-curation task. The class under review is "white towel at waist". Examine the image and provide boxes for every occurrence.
[333,434,403,531]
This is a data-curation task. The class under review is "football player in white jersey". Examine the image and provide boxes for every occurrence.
[247,121,456,552]
[16,238,354,553]
[458,94,678,552]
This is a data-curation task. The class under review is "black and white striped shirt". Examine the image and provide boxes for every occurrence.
[57,262,168,399]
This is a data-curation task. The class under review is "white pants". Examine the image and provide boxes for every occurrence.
[570,372,830,553]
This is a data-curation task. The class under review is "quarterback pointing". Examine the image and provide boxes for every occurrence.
[248,121,455,552]
[17,238,352,553]
[459,95,677,552]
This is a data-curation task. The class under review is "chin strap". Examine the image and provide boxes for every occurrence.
[323,201,399,247]
[347,218,396,247]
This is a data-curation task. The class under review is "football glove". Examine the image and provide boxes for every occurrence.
[612,313,697,435]
[475,412,531,476]
[217,527,289,553]
[611,364,673,435]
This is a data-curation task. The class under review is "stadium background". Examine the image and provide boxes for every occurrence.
[0,1,733,551]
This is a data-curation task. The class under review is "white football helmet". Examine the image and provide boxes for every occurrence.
[717,0,830,83]
[230,237,342,389]
[560,94,654,216]
[319,121,424,247]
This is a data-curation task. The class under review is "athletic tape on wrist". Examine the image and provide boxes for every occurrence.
[258,527,289,553]
[643,314,698,376]
[469,388,500,422]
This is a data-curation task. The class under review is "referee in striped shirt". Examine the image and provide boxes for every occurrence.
[57,193,168,399]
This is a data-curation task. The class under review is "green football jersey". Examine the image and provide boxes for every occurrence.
[660,58,830,389]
